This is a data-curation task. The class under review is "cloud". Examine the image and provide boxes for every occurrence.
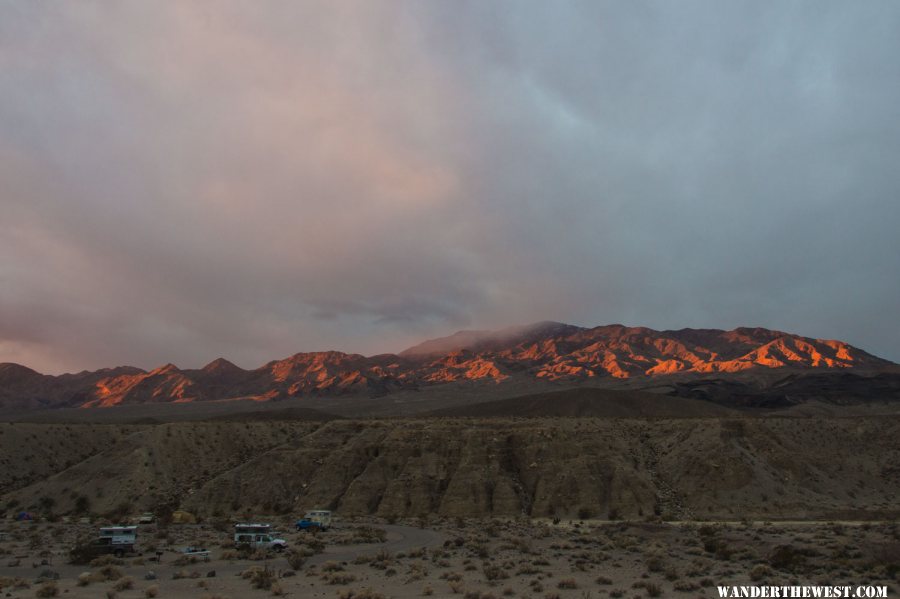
[1,1,899,373]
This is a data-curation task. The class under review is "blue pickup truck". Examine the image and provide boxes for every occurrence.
[295,510,332,532]
[295,518,323,532]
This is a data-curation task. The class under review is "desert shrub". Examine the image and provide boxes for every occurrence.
[557,578,578,589]
[144,585,159,598]
[243,566,275,590]
[91,555,124,567]
[173,555,197,567]
[35,582,59,597]
[769,545,804,570]
[285,550,306,570]
[645,552,665,572]
[644,582,662,597]
[595,575,613,585]
[342,526,388,544]
[271,581,286,596]
[113,576,134,591]
[483,564,508,581]
[85,565,124,582]
[750,564,773,581]
[321,560,344,572]
[337,589,386,599]
[68,541,101,565]
[324,573,357,585]
[673,580,700,592]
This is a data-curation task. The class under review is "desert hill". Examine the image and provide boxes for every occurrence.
[0,322,893,409]
[2,417,898,521]
[427,387,741,418]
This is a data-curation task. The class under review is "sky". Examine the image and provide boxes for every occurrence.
[1,1,899,374]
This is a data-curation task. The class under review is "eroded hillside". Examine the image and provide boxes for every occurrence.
[3,417,898,521]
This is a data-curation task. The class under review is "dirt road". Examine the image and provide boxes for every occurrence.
[306,524,444,566]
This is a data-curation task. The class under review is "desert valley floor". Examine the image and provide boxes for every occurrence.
[1,409,899,598]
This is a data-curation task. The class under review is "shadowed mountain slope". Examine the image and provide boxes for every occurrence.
[427,387,740,418]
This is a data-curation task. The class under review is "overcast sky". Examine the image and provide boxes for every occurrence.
[1,2,898,374]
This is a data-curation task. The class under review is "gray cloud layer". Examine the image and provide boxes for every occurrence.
[1,1,898,373]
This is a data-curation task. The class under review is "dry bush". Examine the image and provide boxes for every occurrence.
[35,582,59,597]
[323,572,357,585]
[144,585,159,598]
[242,565,275,590]
[769,545,804,571]
[405,562,429,583]
[557,578,578,589]
[337,589,386,599]
[483,564,508,581]
[96,565,124,582]
[91,555,124,567]
[321,560,345,572]
[339,526,388,545]
[750,564,773,581]
[674,580,700,592]
[645,551,665,572]
[113,576,134,591]
[285,549,306,570]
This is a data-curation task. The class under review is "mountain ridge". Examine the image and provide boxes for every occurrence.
[0,322,893,409]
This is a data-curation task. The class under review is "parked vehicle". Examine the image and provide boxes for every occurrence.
[181,546,211,561]
[234,523,287,552]
[296,510,332,532]
[97,526,138,557]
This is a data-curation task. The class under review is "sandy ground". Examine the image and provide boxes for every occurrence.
[1,518,899,598]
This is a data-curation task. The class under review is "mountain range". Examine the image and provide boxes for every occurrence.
[0,321,894,410]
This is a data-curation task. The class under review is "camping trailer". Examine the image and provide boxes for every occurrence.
[97,526,138,557]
